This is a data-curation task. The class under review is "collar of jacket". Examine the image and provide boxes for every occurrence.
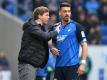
[28,18,46,31]
[28,18,42,27]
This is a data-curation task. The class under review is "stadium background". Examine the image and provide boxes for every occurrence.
[0,0,107,80]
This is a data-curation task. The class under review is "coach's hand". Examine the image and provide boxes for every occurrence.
[77,64,85,75]
[50,47,59,56]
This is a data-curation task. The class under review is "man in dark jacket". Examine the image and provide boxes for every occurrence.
[18,6,59,80]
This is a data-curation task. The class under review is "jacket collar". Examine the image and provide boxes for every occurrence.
[28,18,42,26]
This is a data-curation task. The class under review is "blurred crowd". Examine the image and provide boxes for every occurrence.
[0,0,107,45]
[0,50,11,80]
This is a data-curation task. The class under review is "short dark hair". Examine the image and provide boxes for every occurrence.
[33,6,49,20]
[59,2,71,10]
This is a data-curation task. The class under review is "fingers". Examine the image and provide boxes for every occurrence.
[77,64,85,76]
[50,48,60,56]
[77,68,84,76]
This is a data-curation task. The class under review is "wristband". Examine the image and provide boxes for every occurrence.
[81,60,86,64]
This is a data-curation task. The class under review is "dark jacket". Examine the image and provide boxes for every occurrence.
[18,19,58,68]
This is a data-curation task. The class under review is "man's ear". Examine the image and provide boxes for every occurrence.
[38,15,41,19]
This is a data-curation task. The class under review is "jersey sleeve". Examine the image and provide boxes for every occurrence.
[76,23,87,44]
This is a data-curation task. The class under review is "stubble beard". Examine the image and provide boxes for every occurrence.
[64,17,70,23]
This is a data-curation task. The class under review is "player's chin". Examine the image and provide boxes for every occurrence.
[44,21,48,25]
[64,18,69,22]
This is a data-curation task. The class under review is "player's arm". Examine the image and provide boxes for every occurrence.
[78,42,88,76]
[76,23,88,61]
[81,42,88,63]
[76,23,88,75]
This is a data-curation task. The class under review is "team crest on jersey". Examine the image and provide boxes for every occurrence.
[57,35,67,42]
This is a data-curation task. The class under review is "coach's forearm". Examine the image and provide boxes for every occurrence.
[48,39,56,48]
[81,42,88,60]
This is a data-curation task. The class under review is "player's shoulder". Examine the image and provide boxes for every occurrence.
[71,20,82,27]
[71,20,84,30]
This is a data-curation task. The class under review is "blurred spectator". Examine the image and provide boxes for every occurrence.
[87,13,101,44]
[0,0,107,45]
[24,0,33,11]
[1,0,16,14]
[72,5,86,21]
[73,0,85,8]
[99,24,107,44]
[0,50,10,70]
[47,0,58,12]
[100,0,107,4]
[17,0,33,21]
[77,12,89,38]
[85,0,100,14]
[89,26,101,45]
[17,7,31,21]
[72,6,84,21]
[32,0,46,10]
[76,5,84,14]
[98,3,107,25]
[63,0,72,3]
[0,50,12,80]
[48,12,58,31]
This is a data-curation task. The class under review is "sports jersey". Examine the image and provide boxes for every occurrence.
[54,20,87,67]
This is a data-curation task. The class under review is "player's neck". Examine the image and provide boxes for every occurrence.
[62,19,70,26]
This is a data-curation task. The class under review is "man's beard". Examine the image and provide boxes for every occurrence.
[64,17,70,22]
[63,15,70,22]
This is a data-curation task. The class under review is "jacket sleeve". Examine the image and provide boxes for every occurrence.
[25,25,58,41]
